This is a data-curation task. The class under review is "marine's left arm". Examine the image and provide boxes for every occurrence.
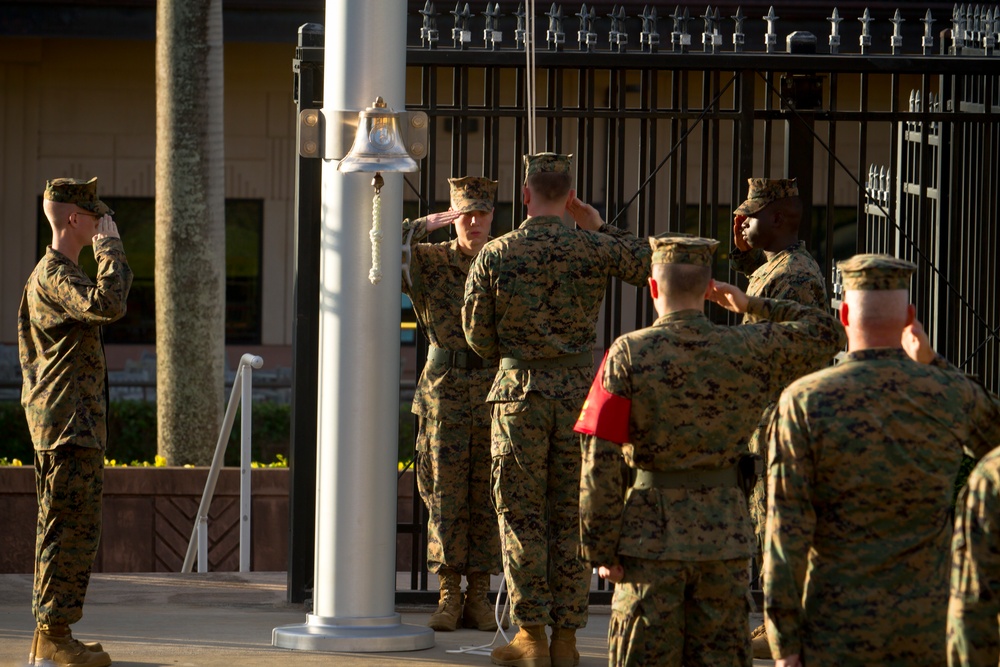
[462,252,499,361]
[947,471,1000,667]
[763,391,817,661]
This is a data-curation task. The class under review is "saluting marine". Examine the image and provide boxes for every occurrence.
[764,254,1000,667]
[20,177,132,667]
[729,177,830,658]
[576,235,844,667]
[402,176,503,632]
[463,152,651,667]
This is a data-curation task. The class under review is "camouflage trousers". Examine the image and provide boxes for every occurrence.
[33,445,104,627]
[608,556,751,667]
[491,393,591,628]
[416,416,501,575]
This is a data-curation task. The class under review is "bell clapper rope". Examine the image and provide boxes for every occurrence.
[369,172,384,285]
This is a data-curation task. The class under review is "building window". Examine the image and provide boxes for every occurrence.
[36,197,263,345]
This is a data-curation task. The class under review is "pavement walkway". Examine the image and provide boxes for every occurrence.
[0,572,776,667]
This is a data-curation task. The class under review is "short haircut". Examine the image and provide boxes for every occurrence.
[526,171,572,202]
[42,199,75,228]
[652,263,712,298]
[844,289,909,329]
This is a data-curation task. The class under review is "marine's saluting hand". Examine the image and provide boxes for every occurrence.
[93,215,120,241]
[707,280,750,314]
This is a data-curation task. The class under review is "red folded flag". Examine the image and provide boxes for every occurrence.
[574,351,631,443]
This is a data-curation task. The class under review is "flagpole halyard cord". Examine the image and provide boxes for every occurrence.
[525,0,536,155]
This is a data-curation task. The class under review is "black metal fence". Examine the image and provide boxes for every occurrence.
[289,4,1000,603]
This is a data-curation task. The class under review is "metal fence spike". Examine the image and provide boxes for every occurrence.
[764,6,779,53]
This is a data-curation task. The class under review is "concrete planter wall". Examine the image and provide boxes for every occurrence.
[0,467,419,575]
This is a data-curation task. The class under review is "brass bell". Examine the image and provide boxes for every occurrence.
[337,97,419,173]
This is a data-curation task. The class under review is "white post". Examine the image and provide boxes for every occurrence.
[239,354,261,572]
[272,0,433,652]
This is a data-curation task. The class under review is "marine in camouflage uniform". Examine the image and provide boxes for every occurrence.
[463,153,651,666]
[948,447,1000,666]
[19,177,132,667]
[764,254,1000,667]
[729,178,831,656]
[575,236,845,667]
[401,176,502,631]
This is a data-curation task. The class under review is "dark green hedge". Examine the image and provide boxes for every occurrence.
[0,401,418,467]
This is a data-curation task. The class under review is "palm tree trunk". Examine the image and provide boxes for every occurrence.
[154,0,225,465]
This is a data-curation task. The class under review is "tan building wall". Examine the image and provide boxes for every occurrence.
[0,36,297,369]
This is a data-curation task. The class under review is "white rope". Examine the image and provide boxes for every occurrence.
[445,576,512,656]
[525,0,537,155]
[368,188,383,285]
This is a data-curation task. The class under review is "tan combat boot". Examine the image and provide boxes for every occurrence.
[491,624,551,667]
[29,628,104,663]
[549,626,579,667]
[751,623,771,659]
[428,569,463,631]
[462,572,499,631]
[33,625,111,667]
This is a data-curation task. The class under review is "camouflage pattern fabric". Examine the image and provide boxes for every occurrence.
[416,417,497,574]
[463,215,651,627]
[733,178,798,217]
[608,556,751,667]
[33,446,104,626]
[448,176,498,214]
[729,240,830,572]
[947,446,1000,667]
[837,253,916,291]
[649,235,718,266]
[729,241,827,325]
[19,238,133,451]
[43,177,114,216]
[523,152,572,177]
[492,393,591,628]
[402,217,500,575]
[764,349,1000,666]
[579,296,842,666]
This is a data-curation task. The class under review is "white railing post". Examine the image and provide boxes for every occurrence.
[181,354,263,574]
[239,353,261,572]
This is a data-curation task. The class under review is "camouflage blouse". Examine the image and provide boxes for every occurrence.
[730,240,828,324]
[401,217,493,422]
[764,349,1000,665]
[578,297,845,565]
[463,216,650,403]
[18,238,132,451]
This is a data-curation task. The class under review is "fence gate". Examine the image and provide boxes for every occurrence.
[288,3,1000,605]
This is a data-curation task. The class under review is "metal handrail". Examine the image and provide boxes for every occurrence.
[181,353,264,573]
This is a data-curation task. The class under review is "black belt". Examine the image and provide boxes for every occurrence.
[499,351,592,370]
[633,466,739,490]
[427,345,487,370]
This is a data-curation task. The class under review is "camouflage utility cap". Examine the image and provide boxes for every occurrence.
[523,152,572,179]
[448,176,498,213]
[649,235,719,266]
[43,177,114,216]
[837,253,916,291]
[734,177,798,216]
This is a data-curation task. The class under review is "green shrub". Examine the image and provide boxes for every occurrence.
[1,399,418,468]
